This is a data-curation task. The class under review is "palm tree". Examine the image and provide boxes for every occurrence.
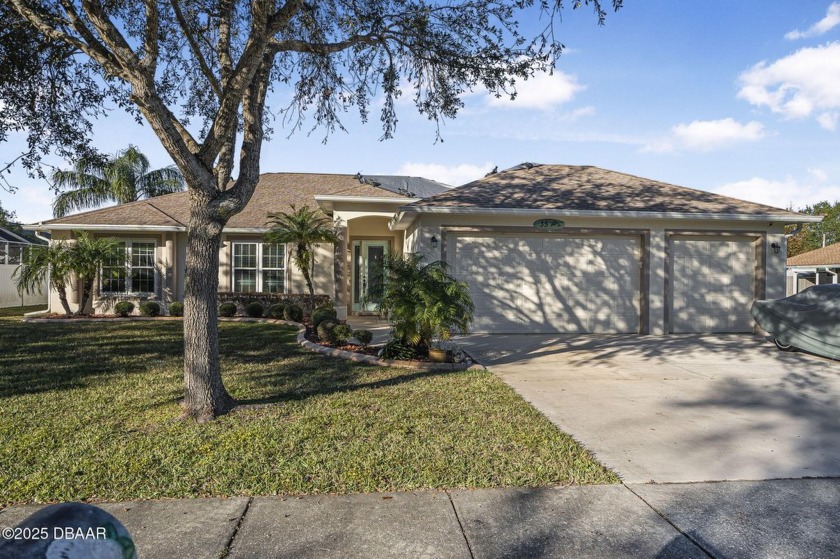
[14,240,75,316]
[68,232,126,314]
[379,253,474,351]
[264,205,339,314]
[14,231,125,316]
[51,146,184,218]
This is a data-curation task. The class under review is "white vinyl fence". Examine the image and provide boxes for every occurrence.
[0,241,47,308]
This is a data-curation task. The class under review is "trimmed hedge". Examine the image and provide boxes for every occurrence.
[168,301,184,317]
[332,323,353,345]
[312,307,337,328]
[114,302,134,317]
[217,292,331,315]
[139,301,161,317]
[267,303,286,319]
[219,302,237,317]
[246,302,265,318]
[353,329,373,346]
[317,319,339,343]
[284,304,304,323]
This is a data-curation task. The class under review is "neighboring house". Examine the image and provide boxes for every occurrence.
[0,226,48,308]
[786,243,840,295]
[29,163,819,334]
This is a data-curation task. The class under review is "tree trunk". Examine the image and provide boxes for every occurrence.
[181,201,235,422]
[301,259,315,315]
[56,283,72,316]
[76,277,92,316]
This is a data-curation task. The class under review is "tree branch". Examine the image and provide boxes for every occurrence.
[169,0,222,97]
[141,0,159,75]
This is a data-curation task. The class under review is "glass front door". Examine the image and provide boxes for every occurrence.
[352,240,389,312]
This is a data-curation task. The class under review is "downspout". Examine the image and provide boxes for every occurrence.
[785,223,804,239]
[34,230,52,314]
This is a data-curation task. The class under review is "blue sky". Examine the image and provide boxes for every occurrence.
[3,0,840,224]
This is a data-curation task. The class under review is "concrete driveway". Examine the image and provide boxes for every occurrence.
[458,333,840,483]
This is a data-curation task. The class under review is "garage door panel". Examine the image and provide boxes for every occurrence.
[670,238,755,333]
[456,233,641,334]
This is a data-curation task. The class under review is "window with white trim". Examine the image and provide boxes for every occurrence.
[232,242,285,293]
[101,241,157,294]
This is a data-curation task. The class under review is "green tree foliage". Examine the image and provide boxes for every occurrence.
[787,201,840,257]
[265,205,339,314]
[1,0,620,420]
[52,146,184,217]
[379,253,474,351]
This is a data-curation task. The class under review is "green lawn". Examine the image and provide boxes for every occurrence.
[0,315,617,506]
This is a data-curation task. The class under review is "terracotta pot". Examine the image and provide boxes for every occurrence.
[428,348,448,363]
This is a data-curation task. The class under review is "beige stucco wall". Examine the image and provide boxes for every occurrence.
[405,213,789,335]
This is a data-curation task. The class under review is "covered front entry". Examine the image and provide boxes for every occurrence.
[449,232,642,334]
[351,240,388,312]
[669,236,758,333]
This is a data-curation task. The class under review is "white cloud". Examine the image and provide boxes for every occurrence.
[809,167,830,182]
[395,162,494,187]
[485,71,584,110]
[738,42,840,128]
[642,118,768,153]
[714,176,840,210]
[785,2,840,40]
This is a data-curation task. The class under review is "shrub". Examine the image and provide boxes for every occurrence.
[379,339,417,361]
[219,302,237,317]
[312,307,337,328]
[332,323,353,345]
[353,329,373,346]
[380,253,474,349]
[267,303,286,319]
[246,302,265,318]
[114,301,134,317]
[168,301,184,317]
[317,319,339,343]
[284,304,303,322]
[139,301,161,317]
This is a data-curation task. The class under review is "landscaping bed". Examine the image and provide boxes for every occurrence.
[0,314,618,506]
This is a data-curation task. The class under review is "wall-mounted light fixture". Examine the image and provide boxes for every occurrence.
[771,242,781,254]
[430,235,438,249]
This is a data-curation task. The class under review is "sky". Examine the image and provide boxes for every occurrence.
[3,0,840,224]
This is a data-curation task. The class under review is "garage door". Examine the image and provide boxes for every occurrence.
[451,234,641,333]
[670,238,755,333]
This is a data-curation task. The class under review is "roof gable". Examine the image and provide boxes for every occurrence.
[405,164,807,219]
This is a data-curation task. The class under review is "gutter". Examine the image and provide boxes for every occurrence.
[390,206,824,230]
[28,223,186,232]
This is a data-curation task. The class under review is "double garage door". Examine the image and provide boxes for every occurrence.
[451,233,757,334]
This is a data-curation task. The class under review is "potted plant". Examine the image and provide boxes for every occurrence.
[428,341,448,363]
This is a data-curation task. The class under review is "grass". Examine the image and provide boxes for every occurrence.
[0,305,47,318]
[0,316,618,506]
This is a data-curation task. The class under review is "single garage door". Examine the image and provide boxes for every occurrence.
[670,237,756,333]
[451,234,641,333]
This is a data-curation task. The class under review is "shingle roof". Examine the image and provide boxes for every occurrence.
[405,164,808,219]
[38,172,411,229]
[787,243,840,266]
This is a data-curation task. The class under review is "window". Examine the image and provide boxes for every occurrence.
[232,242,285,293]
[101,241,157,294]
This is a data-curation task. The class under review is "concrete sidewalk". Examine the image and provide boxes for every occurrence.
[2,479,838,558]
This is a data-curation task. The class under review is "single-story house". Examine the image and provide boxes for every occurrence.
[29,163,820,334]
[786,243,840,295]
[0,226,48,308]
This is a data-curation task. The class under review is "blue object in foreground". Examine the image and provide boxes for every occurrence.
[750,284,840,359]
[0,502,136,559]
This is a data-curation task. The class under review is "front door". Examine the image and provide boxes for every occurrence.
[352,240,389,313]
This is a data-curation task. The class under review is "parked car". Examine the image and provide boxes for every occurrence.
[750,284,840,358]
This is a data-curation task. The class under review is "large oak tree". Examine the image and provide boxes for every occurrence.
[1,0,621,421]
